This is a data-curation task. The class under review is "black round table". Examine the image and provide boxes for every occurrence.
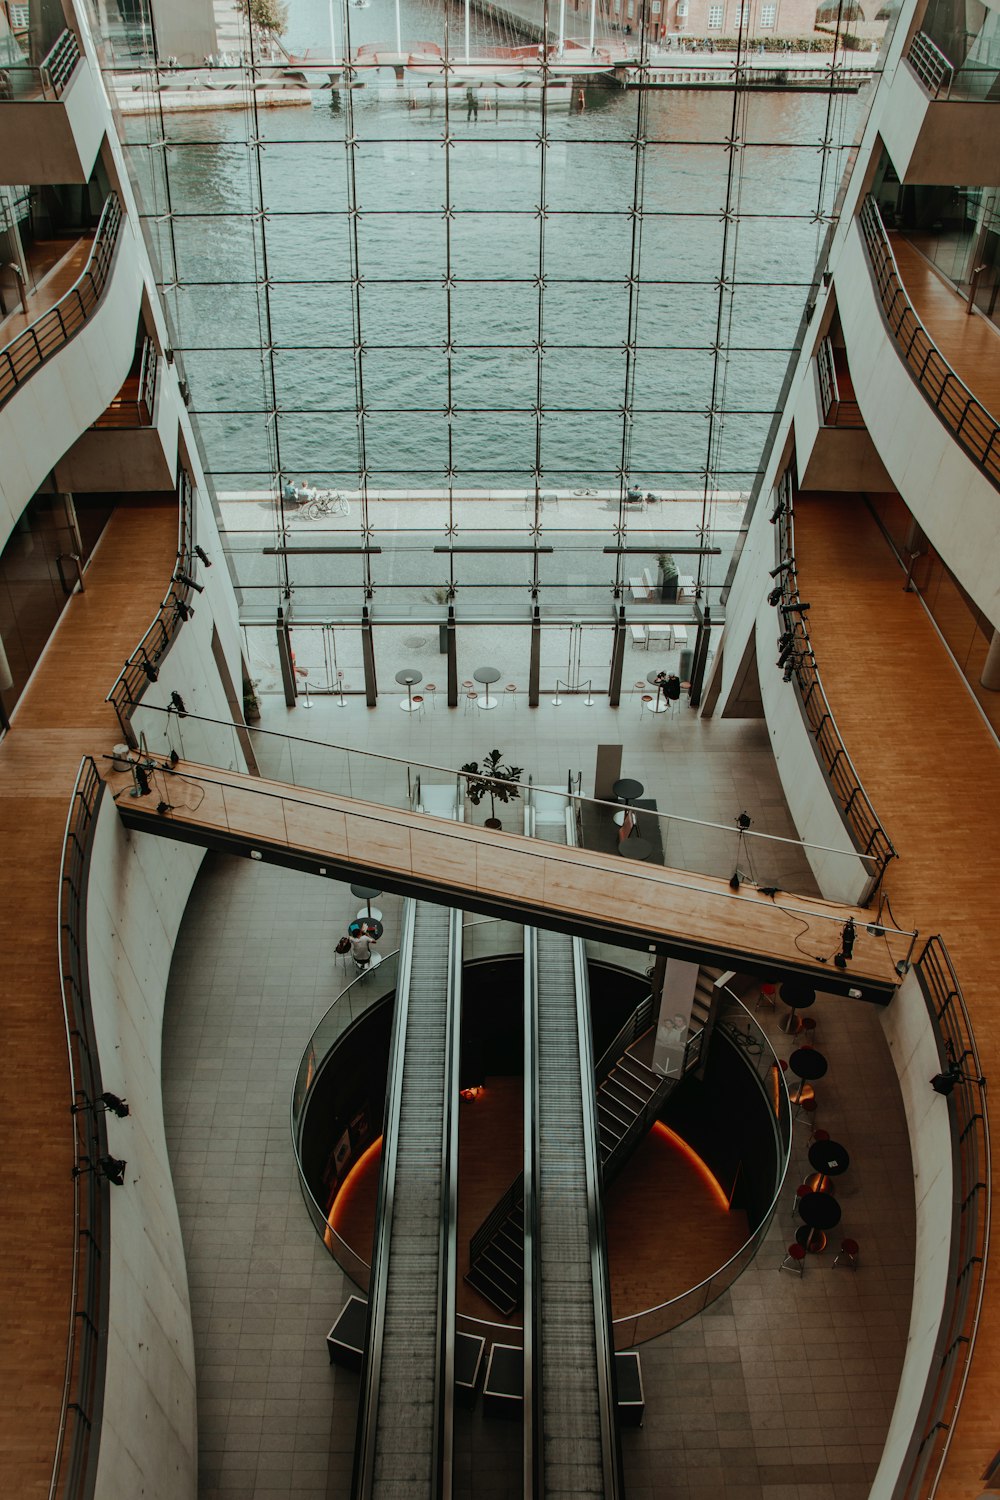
[646,669,669,713]
[809,1138,850,1177]
[619,837,653,861]
[395,668,423,712]
[778,979,816,1035]
[473,665,501,710]
[789,1046,828,1082]
[349,918,384,942]
[798,1189,842,1231]
[351,882,383,923]
[612,777,644,827]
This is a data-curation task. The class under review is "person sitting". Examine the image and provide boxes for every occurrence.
[349,929,376,972]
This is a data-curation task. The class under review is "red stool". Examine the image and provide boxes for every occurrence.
[796,1015,818,1044]
[810,1126,830,1145]
[791,1182,811,1216]
[779,1243,807,1276]
[833,1238,860,1270]
[795,1095,819,1128]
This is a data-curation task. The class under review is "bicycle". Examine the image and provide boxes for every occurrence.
[305,490,350,519]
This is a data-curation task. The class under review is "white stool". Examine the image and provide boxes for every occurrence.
[424,683,437,709]
[464,690,479,715]
[504,683,517,710]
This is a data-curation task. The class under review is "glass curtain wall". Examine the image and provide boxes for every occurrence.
[88,0,874,665]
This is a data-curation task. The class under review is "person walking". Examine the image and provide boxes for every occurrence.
[466,86,479,122]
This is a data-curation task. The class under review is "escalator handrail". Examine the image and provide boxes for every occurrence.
[435,905,464,1498]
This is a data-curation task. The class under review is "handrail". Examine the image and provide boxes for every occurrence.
[773,467,897,903]
[52,756,110,1500]
[0,27,81,101]
[906,31,954,97]
[41,28,83,97]
[859,196,1000,490]
[105,464,197,744]
[896,936,990,1500]
[0,191,122,409]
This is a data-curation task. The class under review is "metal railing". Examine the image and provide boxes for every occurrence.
[897,936,990,1500]
[106,465,197,743]
[91,336,157,428]
[0,191,123,409]
[859,196,1000,490]
[0,27,81,101]
[817,335,863,427]
[774,468,897,902]
[52,756,110,1500]
[906,31,954,96]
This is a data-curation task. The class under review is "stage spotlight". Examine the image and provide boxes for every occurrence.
[767,585,783,606]
[134,764,151,797]
[175,598,193,622]
[769,560,795,578]
[769,501,786,525]
[781,601,811,616]
[139,648,158,683]
[736,811,752,830]
[931,1071,957,1096]
[99,1156,127,1185]
[174,572,205,594]
[194,545,212,567]
[98,1092,130,1118]
[777,642,795,668]
[169,691,187,716]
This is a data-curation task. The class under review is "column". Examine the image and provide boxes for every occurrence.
[651,957,699,1078]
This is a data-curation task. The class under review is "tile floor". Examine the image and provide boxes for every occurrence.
[161,690,915,1499]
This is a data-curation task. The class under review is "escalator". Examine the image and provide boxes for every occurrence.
[524,791,623,1498]
[353,896,462,1499]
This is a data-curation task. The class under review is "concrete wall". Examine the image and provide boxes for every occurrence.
[835,220,1000,626]
[794,359,894,491]
[0,57,105,185]
[882,61,1000,186]
[53,363,181,491]
[0,223,143,542]
[871,968,956,1499]
[86,802,204,1500]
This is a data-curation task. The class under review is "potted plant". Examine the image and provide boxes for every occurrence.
[657,551,679,604]
[460,748,523,829]
[425,587,452,653]
[243,679,261,722]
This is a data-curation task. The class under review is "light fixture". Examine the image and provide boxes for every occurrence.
[169,691,187,716]
[74,1155,128,1185]
[769,501,786,525]
[769,560,795,578]
[175,598,193,622]
[781,600,811,616]
[834,917,856,969]
[194,545,212,567]
[174,572,205,594]
[132,763,152,798]
[72,1091,129,1118]
[767,585,783,607]
[931,1044,985,1095]
[777,642,795,668]
[139,647,158,683]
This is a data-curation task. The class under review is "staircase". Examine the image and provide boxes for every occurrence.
[464,1184,523,1316]
[596,1047,666,1176]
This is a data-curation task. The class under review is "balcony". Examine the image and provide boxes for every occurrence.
[794,333,892,492]
[880,30,1000,186]
[0,29,104,185]
[53,335,180,492]
[828,196,1000,619]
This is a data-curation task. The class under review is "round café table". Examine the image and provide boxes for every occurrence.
[395,667,423,712]
[619,836,653,861]
[797,1187,842,1253]
[612,776,644,828]
[351,882,383,923]
[788,1044,827,1105]
[473,665,502,709]
[349,918,384,942]
[778,979,816,1035]
[646,669,670,713]
[808,1138,850,1178]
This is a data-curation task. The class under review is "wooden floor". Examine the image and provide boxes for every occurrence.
[0,238,91,348]
[794,493,1000,1500]
[330,1074,746,1326]
[0,502,178,1499]
[893,234,1000,416]
[108,759,908,993]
